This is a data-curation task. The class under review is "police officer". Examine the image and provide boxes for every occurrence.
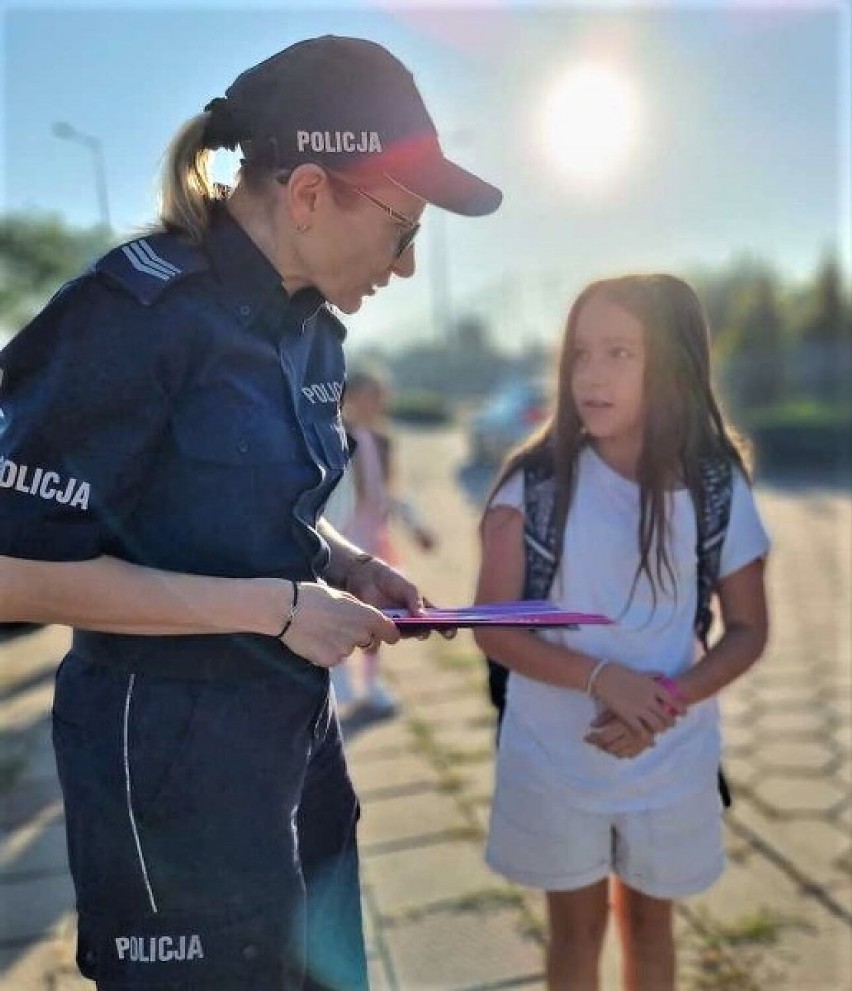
[0,36,501,990]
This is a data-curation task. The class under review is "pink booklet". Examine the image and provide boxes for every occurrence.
[384,599,612,633]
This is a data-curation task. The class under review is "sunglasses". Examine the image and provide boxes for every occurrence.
[332,174,421,259]
[275,168,421,259]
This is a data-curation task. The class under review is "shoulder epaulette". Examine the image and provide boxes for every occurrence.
[522,460,559,601]
[94,233,208,306]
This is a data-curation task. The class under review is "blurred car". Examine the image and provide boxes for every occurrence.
[468,379,550,465]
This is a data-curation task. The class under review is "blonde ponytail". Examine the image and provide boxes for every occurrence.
[158,113,221,243]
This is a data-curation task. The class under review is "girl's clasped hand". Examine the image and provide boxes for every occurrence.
[583,665,687,758]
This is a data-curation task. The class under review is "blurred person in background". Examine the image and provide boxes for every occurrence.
[325,366,437,716]
[475,274,768,991]
[0,35,500,991]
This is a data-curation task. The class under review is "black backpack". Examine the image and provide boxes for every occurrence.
[484,453,734,806]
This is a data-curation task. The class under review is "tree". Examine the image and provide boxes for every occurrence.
[798,254,850,344]
[793,254,852,401]
[692,256,776,346]
[724,273,786,409]
[0,213,114,338]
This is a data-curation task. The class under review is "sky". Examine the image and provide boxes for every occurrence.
[1,0,849,353]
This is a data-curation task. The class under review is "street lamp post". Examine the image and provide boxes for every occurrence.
[52,121,111,231]
[430,129,471,344]
[430,210,453,344]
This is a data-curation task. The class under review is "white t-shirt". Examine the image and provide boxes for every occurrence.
[323,462,356,531]
[492,445,770,812]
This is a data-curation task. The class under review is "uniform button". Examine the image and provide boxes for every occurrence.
[84,949,97,965]
[237,439,249,455]
[238,304,252,320]
[242,943,260,961]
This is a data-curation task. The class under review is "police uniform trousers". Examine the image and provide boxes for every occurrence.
[52,652,367,991]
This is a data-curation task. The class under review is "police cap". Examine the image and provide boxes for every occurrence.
[203,35,502,218]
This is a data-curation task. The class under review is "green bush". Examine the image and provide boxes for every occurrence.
[745,400,852,429]
[389,390,454,426]
[743,401,852,472]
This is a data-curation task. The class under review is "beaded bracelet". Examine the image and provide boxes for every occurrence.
[586,659,610,697]
[654,675,687,703]
[654,674,687,715]
[277,580,300,639]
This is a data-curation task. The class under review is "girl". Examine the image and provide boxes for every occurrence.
[329,367,437,713]
[474,274,769,991]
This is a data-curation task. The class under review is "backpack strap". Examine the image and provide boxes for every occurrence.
[522,460,560,600]
[521,452,734,643]
[694,456,734,647]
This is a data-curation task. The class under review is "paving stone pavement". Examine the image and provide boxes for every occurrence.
[1,427,850,990]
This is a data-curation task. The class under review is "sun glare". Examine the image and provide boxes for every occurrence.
[541,64,641,192]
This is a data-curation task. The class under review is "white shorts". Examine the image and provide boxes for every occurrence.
[486,776,725,900]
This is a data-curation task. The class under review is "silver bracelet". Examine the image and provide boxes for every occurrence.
[586,659,610,697]
[276,580,300,639]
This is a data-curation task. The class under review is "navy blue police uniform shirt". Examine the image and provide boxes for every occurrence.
[0,206,350,684]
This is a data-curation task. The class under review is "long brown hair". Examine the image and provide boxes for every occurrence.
[486,273,748,603]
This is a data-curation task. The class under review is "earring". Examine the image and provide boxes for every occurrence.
[295,223,309,234]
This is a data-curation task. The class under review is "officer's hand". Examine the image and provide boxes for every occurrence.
[280,582,399,669]
[344,555,423,612]
[343,556,454,641]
